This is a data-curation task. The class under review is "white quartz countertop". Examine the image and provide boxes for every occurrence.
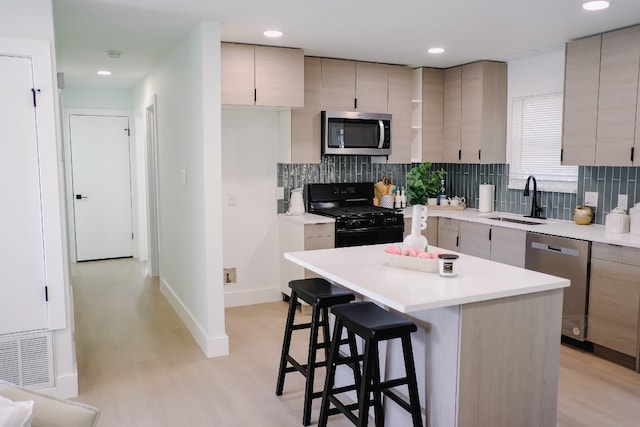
[284,244,569,313]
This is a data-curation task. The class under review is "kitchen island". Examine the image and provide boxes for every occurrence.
[284,244,569,427]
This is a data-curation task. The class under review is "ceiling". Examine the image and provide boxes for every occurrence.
[53,0,640,88]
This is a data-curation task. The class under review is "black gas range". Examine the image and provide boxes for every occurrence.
[307,183,404,248]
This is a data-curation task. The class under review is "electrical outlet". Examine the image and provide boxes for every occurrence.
[180,169,187,184]
[276,187,284,200]
[584,191,598,207]
[227,193,237,206]
[223,268,236,284]
[618,194,628,209]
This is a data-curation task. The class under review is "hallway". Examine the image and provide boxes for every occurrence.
[70,259,640,426]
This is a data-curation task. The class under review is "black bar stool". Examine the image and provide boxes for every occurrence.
[276,278,355,426]
[319,301,424,427]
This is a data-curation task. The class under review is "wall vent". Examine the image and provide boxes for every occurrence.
[0,331,54,389]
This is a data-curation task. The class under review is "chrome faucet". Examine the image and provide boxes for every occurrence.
[523,175,545,219]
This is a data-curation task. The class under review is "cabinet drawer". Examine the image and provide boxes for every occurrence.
[304,223,334,239]
[304,235,334,251]
[592,242,640,266]
[438,217,459,232]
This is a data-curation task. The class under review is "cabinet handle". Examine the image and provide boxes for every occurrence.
[560,148,564,163]
[456,235,459,247]
[458,149,461,161]
[478,149,481,160]
[354,98,357,110]
[631,147,635,162]
[489,228,492,241]
[254,88,257,103]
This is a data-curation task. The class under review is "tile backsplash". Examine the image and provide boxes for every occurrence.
[277,157,640,225]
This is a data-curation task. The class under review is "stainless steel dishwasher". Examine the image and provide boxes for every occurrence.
[525,232,591,341]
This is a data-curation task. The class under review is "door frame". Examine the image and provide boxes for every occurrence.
[62,108,136,263]
[145,95,161,277]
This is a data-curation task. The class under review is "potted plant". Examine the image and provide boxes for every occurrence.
[405,162,447,206]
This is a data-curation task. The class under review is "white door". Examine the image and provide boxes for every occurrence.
[0,55,48,334]
[70,115,133,261]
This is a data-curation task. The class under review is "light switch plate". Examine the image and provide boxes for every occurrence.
[227,193,237,206]
[618,194,628,209]
[584,192,598,207]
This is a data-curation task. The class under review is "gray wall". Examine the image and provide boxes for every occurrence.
[277,158,640,225]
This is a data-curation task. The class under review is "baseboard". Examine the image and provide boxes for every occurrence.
[224,286,282,308]
[36,373,78,399]
[159,279,229,358]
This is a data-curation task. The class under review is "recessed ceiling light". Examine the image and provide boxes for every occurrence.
[582,1,610,11]
[264,30,284,38]
[97,70,112,76]
[427,47,445,54]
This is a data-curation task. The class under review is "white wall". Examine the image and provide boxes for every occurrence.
[0,0,78,398]
[62,86,133,110]
[134,22,228,357]
[221,107,283,306]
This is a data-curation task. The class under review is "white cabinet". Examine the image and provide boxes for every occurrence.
[459,222,526,268]
[588,243,640,371]
[221,43,304,107]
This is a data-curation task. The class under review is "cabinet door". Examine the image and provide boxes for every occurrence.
[255,45,304,107]
[595,26,640,166]
[221,43,255,105]
[388,65,413,163]
[321,58,356,111]
[422,68,444,162]
[459,221,491,259]
[443,67,461,162]
[490,227,526,268]
[477,61,507,163]
[460,62,483,163]
[403,216,438,247]
[562,35,601,166]
[437,218,459,251]
[588,257,640,357]
[355,62,388,113]
[291,57,322,163]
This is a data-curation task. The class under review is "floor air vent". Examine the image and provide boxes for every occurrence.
[0,331,54,389]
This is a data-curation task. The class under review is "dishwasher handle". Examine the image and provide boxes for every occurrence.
[530,241,580,257]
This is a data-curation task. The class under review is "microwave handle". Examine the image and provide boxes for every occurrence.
[377,120,385,149]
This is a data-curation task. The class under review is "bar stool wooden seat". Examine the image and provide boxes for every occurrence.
[275,278,355,426]
[319,301,424,427]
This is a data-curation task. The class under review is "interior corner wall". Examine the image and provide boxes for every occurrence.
[221,107,282,307]
[134,21,227,357]
[0,0,78,398]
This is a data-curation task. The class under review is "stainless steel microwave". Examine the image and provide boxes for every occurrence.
[321,111,391,156]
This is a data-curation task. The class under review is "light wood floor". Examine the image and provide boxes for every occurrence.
[70,258,640,426]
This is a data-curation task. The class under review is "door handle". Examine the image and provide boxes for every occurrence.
[75,194,88,200]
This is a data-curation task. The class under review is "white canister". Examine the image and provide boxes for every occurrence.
[605,207,630,234]
[438,254,459,277]
[630,202,640,235]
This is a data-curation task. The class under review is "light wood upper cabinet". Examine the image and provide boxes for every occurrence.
[595,26,640,166]
[422,68,444,162]
[321,58,356,111]
[291,57,322,163]
[356,62,389,113]
[221,43,304,107]
[442,62,506,164]
[443,67,462,162]
[388,65,413,163]
[221,43,255,105]
[561,35,601,166]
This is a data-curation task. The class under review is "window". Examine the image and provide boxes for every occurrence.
[509,92,578,193]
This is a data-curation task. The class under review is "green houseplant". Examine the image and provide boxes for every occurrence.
[405,162,447,205]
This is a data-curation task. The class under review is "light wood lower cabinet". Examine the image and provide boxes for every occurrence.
[437,217,459,251]
[403,216,438,248]
[587,242,640,370]
[458,222,526,268]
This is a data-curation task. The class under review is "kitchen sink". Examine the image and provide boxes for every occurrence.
[487,217,545,225]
